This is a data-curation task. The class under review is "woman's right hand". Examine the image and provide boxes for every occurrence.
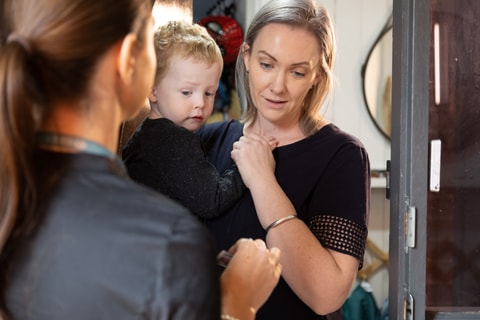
[231,133,278,189]
[220,238,281,320]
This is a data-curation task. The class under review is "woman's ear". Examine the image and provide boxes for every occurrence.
[117,33,138,85]
[242,43,251,70]
[312,72,323,87]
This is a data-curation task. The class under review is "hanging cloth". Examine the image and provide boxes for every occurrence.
[341,281,381,320]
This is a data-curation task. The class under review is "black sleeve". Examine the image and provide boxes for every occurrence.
[308,142,370,267]
[124,120,246,219]
[196,120,244,172]
[157,129,246,219]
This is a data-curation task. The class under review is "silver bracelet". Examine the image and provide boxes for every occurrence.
[265,214,298,234]
[221,315,240,320]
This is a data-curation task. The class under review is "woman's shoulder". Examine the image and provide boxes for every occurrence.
[285,123,369,167]
[197,119,243,141]
[90,173,208,239]
[305,123,368,159]
[120,178,194,215]
[316,123,366,148]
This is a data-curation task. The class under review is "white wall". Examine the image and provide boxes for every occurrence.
[322,0,392,171]
[321,1,392,309]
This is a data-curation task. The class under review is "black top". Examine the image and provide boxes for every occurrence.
[3,150,220,320]
[198,120,371,320]
[122,118,246,219]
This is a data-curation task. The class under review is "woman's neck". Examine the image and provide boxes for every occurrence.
[41,103,121,154]
[246,118,306,147]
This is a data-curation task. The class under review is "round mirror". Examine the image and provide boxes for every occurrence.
[362,25,392,140]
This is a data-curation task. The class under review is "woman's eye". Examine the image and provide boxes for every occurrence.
[260,62,272,70]
[293,71,306,78]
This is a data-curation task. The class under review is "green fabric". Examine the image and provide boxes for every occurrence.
[342,283,381,320]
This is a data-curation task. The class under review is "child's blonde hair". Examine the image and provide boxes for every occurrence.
[153,21,223,86]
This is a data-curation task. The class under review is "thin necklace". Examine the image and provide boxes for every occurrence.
[35,131,126,173]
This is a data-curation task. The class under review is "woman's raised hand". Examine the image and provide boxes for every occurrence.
[230,133,278,189]
[220,238,281,319]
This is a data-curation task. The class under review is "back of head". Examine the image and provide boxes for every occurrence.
[236,0,336,133]
[152,0,193,26]
[153,21,223,85]
[0,0,152,288]
[2,0,152,106]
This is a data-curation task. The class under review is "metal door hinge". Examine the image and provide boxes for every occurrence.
[385,160,391,199]
[404,292,414,320]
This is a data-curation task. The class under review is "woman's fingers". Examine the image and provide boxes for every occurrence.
[220,238,282,315]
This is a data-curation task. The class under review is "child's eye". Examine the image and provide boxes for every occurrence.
[181,91,192,96]
[205,91,216,97]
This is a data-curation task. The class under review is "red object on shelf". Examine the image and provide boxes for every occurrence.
[198,15,243,65]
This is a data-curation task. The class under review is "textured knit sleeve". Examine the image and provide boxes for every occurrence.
[124,119,246,219]
[158,127,246,219]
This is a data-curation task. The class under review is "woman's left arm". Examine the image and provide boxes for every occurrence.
[232,134,366,316]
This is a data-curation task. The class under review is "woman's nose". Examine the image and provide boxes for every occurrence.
[270,72,286,94]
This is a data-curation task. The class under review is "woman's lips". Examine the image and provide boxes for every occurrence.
[264,96,286,108]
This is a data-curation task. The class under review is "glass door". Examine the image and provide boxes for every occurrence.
[426,0,480,316]
[390,0,480,319]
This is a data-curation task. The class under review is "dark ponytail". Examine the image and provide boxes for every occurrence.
[0,37,38,252]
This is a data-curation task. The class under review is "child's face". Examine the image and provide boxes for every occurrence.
[150,55,222,132]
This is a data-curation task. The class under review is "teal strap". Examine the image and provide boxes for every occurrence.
[36,132,126,173]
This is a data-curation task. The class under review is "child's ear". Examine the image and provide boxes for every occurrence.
[148,87,158,103]
[117,33,138,85]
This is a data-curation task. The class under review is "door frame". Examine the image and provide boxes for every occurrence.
[390,0,430,318]
[391,0,480,318]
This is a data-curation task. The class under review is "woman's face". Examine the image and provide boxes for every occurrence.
[243,23,321,127]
